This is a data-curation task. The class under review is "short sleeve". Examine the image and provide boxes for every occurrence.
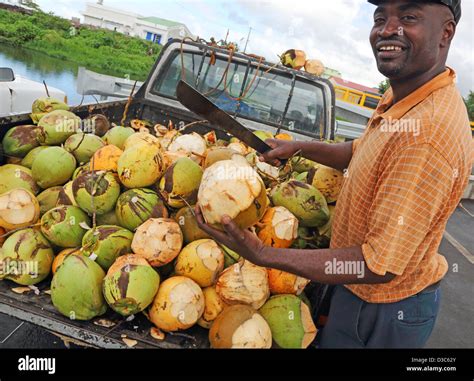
[362,144,454,276]
[352,138,360,155]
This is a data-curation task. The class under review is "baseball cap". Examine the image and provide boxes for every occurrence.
[367,0,462,24]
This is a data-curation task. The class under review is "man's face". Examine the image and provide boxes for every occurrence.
[370,0,450,80]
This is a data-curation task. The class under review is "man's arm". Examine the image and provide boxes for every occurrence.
[260,245,395,285]
[260,139,355,171]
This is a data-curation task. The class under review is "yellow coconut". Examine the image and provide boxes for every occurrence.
[257,206,299,249]
[90,145,123,172]
[209,304,272,349]
[0,189,40,231]
[52,248,80,275]
[175,239,225,287]
[149,276,205,332]
[198,160,269,231]
[267,269,310,296]
[275,133,293,141]
[131,218,183,267]
[118,144,165,188]
[123,132,161,151]
[197,286,228,329]
[216,261,270,310]
[307,164,344,203]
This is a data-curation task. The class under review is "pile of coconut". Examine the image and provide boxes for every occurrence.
[0,97,343,349]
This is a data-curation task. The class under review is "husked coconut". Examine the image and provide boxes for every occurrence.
[257,206,299,249]
[209,304,272,349]
[149,276,205,332]
[227,142,248,156]
[168,132,207,163]
[197,286,227,329]
[203,147,247,169]
[216,261,270,310]
[198,160,269,230]
[175,239,225,287]
[304,59,325,76]
[0,189,40,231]
[131,218,183,267]
[259,295,317,349]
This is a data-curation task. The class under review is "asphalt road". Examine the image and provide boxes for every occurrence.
[0,202,473,349]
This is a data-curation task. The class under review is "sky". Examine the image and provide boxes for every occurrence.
[35,0,473,96]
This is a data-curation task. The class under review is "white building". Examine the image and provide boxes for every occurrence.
[82,1,194,44]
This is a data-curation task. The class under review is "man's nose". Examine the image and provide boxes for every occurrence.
[378,16,402,38]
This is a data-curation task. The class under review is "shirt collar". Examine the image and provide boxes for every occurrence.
[370,68,456,127]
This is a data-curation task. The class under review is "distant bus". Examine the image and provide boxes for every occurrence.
[334,85,382,110]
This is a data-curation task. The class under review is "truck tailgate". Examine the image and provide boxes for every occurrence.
[0,279,209,349]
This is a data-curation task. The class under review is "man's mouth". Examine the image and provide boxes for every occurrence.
[376,42,407,59]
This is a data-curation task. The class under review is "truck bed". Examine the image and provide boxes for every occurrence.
[0,278,210,349]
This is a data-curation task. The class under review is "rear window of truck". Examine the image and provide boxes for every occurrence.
[152,51,326,136]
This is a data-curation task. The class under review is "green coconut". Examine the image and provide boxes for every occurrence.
[32,147,77,188]
[96,210,120,226]
[21,146,49,169]
[81,225,134,271]
[290,157,317,173]
[31,97,69,124]
[72,171,120,215]
[64,133,106,164]
[51,254,107,321]
[2,125,43,158]
[0,164,40,195]
[259,294,317,349]
[37,186,63,215]
[270,181,329,227]
[103,126,135,150]
[38,110,81,145]
[159,157,203,209]
[254,130,274,142]
[222,245,241,268]
[103,254,160,316]
[118,144,165,188]
[174,205,210,244]
[41,206,91,248]
[72,164,90,180]
[0,228,54,285]
[115,188,168,231]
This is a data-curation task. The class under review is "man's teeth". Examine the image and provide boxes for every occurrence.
[379,46,403,51]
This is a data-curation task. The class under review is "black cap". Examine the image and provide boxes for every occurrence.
[368,0,461,24]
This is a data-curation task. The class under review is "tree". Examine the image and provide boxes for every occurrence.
[378,79,390,95]
[464,91,474,121]
[20,0,41,11]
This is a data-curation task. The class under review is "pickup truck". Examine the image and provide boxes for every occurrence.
[0,39,334,348]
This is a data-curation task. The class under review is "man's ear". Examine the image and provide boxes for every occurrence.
[440,20,456,48]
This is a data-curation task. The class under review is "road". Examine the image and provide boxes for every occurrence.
[0,201,473,349]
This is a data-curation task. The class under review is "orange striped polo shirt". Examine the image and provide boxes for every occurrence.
[331,68,473,303]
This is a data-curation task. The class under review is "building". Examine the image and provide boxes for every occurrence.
[82,1,194,44]
[322,67,342,79]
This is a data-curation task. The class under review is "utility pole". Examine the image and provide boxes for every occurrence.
[244,27,252,53]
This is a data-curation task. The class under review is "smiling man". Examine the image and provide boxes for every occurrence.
[196,0,473,348]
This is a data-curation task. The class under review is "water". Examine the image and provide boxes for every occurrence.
[0,44,95,106]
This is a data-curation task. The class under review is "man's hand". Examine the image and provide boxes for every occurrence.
[259,139,300,166]
[195,205,267,266]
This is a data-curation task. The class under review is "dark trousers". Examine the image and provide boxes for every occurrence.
[316,284,441,348]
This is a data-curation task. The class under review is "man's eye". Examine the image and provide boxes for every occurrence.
[374,17,385,24]
[401,15,417,21]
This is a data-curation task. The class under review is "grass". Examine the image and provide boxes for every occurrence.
[0,9,162,81]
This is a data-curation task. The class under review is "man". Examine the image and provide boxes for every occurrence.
[196,0,472,348]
